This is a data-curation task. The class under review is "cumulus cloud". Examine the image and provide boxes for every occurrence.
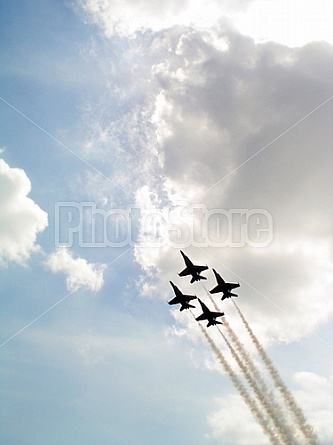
[132,26,333,342]
[0,159,48,266]
[74,10,333,342]
[150,29,333,207]
[144,47,331,335]
[46,247,107,292]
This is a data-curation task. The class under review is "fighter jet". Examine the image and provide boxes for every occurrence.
[168,281,197,311]
[178,250,208,284]
[209,269,240,300]
[195,298,224,327]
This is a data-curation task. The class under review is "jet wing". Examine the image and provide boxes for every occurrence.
[196,313,208,321]
[170,293,196,304]
[180,251,207,273]
[170,281,181,297]
[197,299,224,316]
[213,269,226,284]
[210,284,222,294]
[211,310,225,317]
[197,298,209,313]
[196,311,224,323]
[178,267,190,277]
[227,282,240,290]
[180,251,192,267]
[183,294,197,302]
[168,296,181,305]
[193,264,208,273]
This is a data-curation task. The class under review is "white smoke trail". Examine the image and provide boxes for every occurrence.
[202,288,297,444]
[233,301,319,445]
[217,326,297,445]
[191,311,281,445]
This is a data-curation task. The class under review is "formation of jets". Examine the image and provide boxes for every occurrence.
[168,251,241,327]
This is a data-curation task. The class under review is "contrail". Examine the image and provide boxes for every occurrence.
[203,286,298,444]
[217,326,297,445]
[233,301,319,445]
[190,311,281,445]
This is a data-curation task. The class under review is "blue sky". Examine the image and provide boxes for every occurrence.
[1,1,333,444]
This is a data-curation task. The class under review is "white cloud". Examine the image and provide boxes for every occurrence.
[79,0,231,37]
[79,0,333,46]
[234,0,333,47]
[46,247,107,292]
[208,394,270,445]
[0,159,48,266]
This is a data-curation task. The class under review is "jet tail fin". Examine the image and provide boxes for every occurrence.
[180,303,196,311]
[207,320,223,327]
[221,293,238,300]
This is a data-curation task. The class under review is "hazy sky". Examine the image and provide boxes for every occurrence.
[1,1,332,444]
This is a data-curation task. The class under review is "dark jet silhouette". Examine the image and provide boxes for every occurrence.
[168,281,197,311]
[195,298,224,327]
[210,269,240,300]
[178,250,208,284]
